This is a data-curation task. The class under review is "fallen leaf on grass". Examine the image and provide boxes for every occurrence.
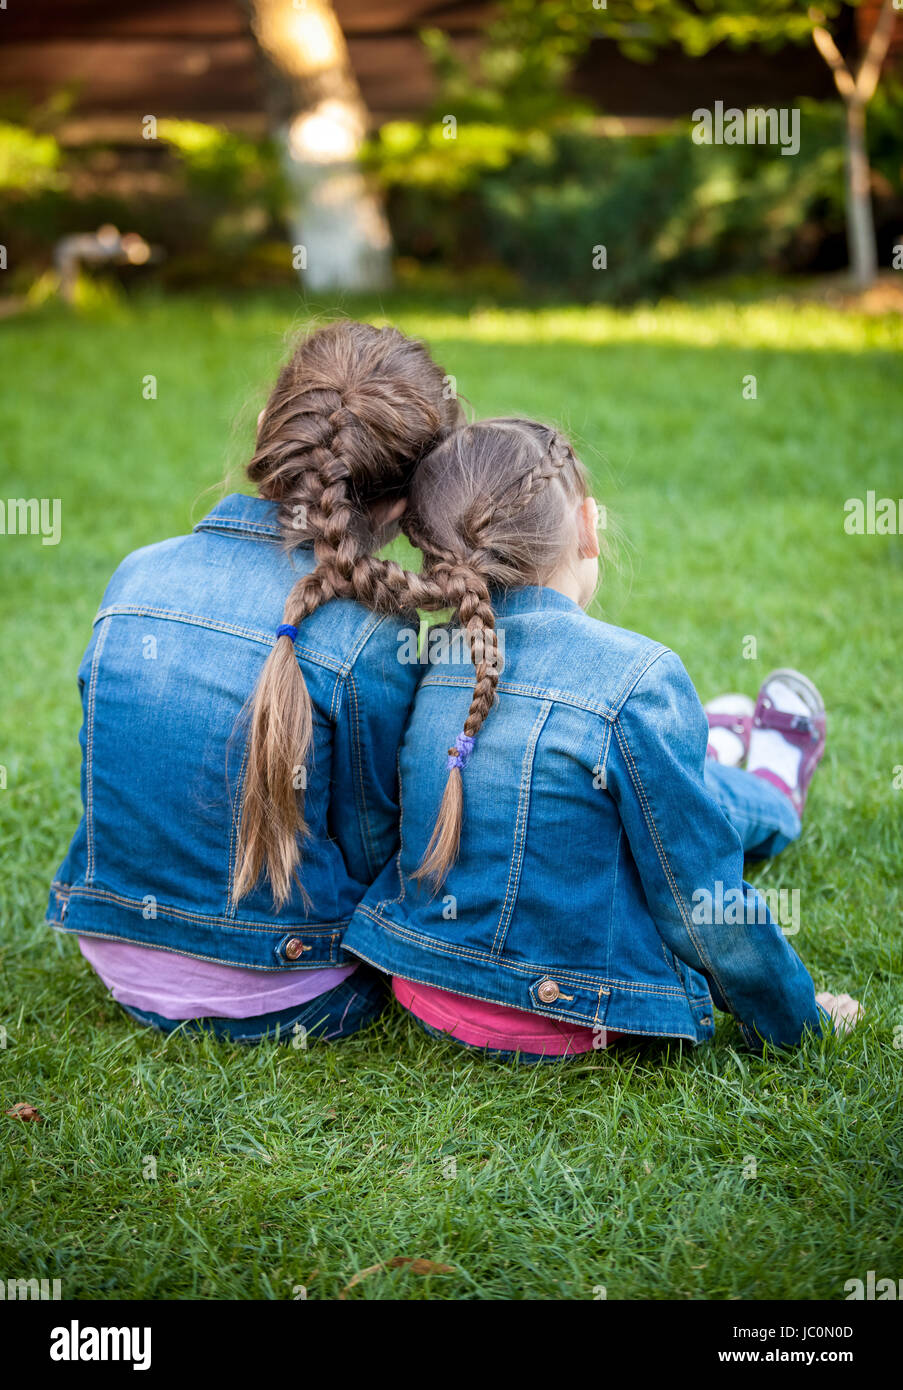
[340,1257,455,1298]
[6,1103,44,1123]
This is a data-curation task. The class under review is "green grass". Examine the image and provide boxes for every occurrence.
[1,288,901,1300]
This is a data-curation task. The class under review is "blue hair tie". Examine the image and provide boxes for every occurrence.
[276,623,298,642]
[447,732,475,771]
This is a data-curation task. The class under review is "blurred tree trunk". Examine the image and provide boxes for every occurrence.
[810,0,896,290]
[244,0,392,291]
[843,96,875,288]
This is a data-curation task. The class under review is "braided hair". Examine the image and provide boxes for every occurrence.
[235,320,460,906]
[238,369,589,904]
[403,419,589,887]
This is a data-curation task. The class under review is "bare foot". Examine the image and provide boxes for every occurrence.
[816,990,863,1034]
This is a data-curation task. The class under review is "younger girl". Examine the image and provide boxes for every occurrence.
[342,419,861,1057]
[48,321,459,1042]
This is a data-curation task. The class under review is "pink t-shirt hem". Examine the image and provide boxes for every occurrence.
[393,976,618,1055]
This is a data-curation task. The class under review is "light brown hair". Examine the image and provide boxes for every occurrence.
[234,319,459,906]
[403,418,590,887]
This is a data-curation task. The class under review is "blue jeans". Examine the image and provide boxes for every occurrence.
[703,760,802,858]
[410,763,802,1065]
[121,966,387,1043]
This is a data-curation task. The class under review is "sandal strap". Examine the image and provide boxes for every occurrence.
[754,701,825,745]
[706,712,752,736]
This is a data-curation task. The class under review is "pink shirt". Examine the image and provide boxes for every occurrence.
[78,936,356,1020]
[393,976,620,1056]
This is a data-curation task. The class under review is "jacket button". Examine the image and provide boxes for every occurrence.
[537,978,560,1004]
[284,938,306,961]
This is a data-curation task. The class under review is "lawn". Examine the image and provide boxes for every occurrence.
[0,289,901,1300]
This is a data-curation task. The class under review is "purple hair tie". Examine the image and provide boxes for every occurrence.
[276,623,298,642]
[447,732,475,771]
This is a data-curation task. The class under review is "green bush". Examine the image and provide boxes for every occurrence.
[368,93,902,300]
[0,121,63,192]
[0,114,292,292]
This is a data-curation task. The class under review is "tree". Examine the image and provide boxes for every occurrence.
[432,0,900,289]
[809,1,897,287]
[244,0,391,291]
[589,0,899,288]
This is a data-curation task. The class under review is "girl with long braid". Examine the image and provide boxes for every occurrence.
[342,419,862,1059]
[48,320,461,1043]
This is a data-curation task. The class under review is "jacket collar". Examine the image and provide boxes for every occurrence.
[193,492,311,544]
[491,584,584,619]
[192,510,583,610]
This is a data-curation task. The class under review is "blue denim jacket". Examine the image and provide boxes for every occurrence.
[343,586,825,1048]
[47,494,419,970]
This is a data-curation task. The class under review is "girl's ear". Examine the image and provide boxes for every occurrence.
[577,497,601,560]
[369,496,407,529]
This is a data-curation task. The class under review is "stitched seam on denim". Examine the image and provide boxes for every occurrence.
[225,734,251,918]
[380,950,585,1020]
[607,823,621,979]
[341,613,412,874]
[352,942,696,1035]
[94,605,344,673]
[51,924,335,970]
[193,519,282,538]
[418,645,670,719]
[65,884,343,932]
[595,713,615,973]
[595,721,612,788]
[345,669,378,875]
[84,616,112,884]
[660,939,683,983]
[491,702,551,955]
[607,643,671,715]
[341,610,387,677]
[419,674,614,719]
[329,667,342,721]
[390,746,408,905]
[355,904,687,996]
[613,715,738,1019]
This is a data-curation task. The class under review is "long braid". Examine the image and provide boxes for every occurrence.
[331,539,505,888]
[235,320,459,907]
[239,340,584,906]
[401,420,589,889]
[234,466,349,906]
[236,414,375,906]
[412,556,500,886]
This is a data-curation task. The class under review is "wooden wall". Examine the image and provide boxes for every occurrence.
[0,1,899,143]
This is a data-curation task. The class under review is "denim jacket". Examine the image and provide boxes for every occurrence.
[47,494,419,970]
[343,586,825,1048]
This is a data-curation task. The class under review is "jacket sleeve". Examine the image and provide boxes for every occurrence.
[605,649,827,1049]
[329,618,420,888]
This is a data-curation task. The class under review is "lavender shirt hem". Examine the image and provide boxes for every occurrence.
[78,936,357,1020]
